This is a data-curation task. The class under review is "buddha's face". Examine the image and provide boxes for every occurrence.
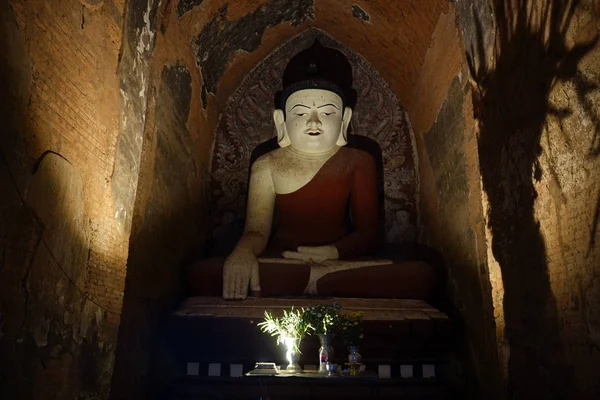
[274,89,352,154]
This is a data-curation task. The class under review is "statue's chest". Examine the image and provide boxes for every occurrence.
[270,149,354,195]
[272,160,329,195]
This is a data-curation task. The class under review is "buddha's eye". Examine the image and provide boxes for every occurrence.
[295,113,307,117]
[321,112,335,116]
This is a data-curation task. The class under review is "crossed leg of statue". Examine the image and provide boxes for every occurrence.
[187,257,436,299]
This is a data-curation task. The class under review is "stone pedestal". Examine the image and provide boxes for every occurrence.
[161,297,456,399]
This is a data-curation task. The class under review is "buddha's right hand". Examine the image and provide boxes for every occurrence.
[223,249,260,299]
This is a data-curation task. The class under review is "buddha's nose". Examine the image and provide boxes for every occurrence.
[307,111,322,129]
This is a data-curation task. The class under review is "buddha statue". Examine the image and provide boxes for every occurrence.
[188,41,436,300]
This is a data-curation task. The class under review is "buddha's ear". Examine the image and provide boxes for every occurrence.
[336,107,353,146]
[273,109,291,148]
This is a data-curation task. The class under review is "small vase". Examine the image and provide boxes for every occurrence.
[284,337,302,373]
[347,345,362,376]
[318,334,333,373]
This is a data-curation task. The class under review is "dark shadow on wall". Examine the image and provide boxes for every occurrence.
[467,0,598,398]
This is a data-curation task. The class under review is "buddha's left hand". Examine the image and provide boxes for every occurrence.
[282,245,339,263]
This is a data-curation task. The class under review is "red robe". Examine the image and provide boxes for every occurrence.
[267,147,378,258]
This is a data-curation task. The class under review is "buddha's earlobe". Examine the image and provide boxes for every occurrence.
[336,107,353,146]
[273,109,291,148]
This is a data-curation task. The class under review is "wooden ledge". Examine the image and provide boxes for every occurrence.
[175,297,449,322]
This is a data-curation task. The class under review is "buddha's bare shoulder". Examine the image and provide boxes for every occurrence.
[252,150,281,168]
[250,149,289,176]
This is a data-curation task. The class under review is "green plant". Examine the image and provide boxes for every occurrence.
[301,302,342,335]
[339,312,364,346]
[257,307,312,346]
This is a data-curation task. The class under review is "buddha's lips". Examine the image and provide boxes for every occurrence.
[307,131,321,136]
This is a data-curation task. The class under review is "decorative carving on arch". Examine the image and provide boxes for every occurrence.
[207,29,419,256]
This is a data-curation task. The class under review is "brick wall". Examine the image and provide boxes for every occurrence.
[518,4,600,394]
[464,0,600,398]
[414,1,600,398]
[407,5,504,399]
[0,0,129,398]
[9,0,127,327]
[110,0,210,398]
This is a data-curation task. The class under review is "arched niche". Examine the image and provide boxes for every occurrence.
[207,29,419,256]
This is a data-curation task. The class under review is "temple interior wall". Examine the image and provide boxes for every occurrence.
[0,0,598,399]
[459,1,600,398]
[407,5,502,399]
[0,0,127,399]
[110,1,212,397]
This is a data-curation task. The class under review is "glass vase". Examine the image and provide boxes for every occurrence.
[284,337,302,373]
[318,334,333,373]
[347,345,362,376]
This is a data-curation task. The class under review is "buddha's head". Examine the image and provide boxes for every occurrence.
[273,40,356,154]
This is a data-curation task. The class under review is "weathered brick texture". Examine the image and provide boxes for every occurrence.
[463,0,600,398]
[9,0,127,318]
[1,0,128,398]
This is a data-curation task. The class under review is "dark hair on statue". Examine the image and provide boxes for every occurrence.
[275,39,357,115]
